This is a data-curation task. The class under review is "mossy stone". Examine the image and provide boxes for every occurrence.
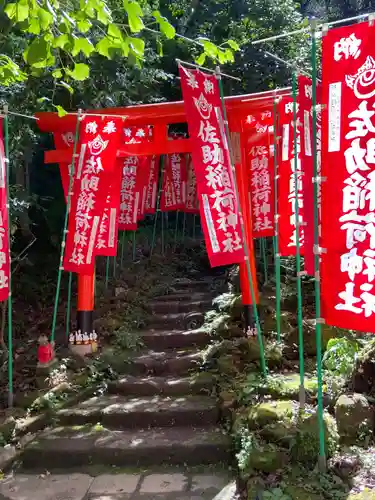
[247,443,287,473]
[291,409,339,464]
[266,373,318,400]
[248,400,294,428]
[335,393,374,445]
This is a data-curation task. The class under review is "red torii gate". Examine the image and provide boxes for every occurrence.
[36,88,289,351]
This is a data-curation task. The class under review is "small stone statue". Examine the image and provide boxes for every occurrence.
[37,334,56,367]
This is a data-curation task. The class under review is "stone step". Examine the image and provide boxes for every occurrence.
[152,292,214,302]
[124,349,202,376]
[149,312,205,330]
[149,299,213,314]
[139,329,209,351]
[171,279,215,291]
[22,426,231,469]
[56,394,219,429]
[108,374,214,397]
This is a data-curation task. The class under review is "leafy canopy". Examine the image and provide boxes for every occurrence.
[1,0,240,92]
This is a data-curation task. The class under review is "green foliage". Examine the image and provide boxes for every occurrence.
[263,489,291,500]
[323,337,359,377]
[1,0,239,96]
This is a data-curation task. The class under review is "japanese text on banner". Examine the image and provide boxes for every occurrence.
[321,22,375,331]
[63,117,122,273]
[179,66,245,267]
[278,98,305,256]
[119,126,154,230]
[184,155,200,213]
[245,110,275,238]
[0,119,10,301]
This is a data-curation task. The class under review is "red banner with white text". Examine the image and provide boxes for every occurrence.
[278,98,305,256]
[63,117,123,273]
[298,76,322,275]
[0,119,10,301]
[145,155,159,214]
[184,155,200,213]
[245,111,275,238]
[118,125,153,230]
[160,152,187,211]
[321,22,375,331]
[179,66,245,267]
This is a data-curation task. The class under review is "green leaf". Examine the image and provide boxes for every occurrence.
[38,8,53,29]
[217,50,227,64]
[24,38,52,68]
[224,48,234,63]
[96,37,112,58]
[57,81,74,94]
[4,3,17,20]
[52,69,63,78]
[124,0,144,33]
[108,23,123,40]
[37,97,51,103]
[54,34,70,49]
[156,39,163,57]
[66,62,90,81]
[201,40,218,59]
[72,37,94,57]
[53,105,68,117]
[195,53,206,65]
[26,18,41,34]
[128,37,144,57]
[5,0,29,22]
[97,7,111,25]
[153,10,175,39]
[77,19,92,33]
[227,39,240,51]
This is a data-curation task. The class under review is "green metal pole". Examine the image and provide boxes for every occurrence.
[273,98,282,342]
[105,256,110,289]
[261,238,268,284]
[51,110,81,344]
[174,211,179,249]
[66,272,73,340]
[132,231,136,261]
[151,155,164,259]
[3,107,13,407]
[120,231,126,267]
[182,212,187,240]
[311,19,326,471]
[216,68,267,376]
[292,72,306,409]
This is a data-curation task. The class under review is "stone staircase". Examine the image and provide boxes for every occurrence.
[21,277,232,477]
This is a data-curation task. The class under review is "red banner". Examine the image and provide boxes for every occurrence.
[0,119,10,301]
[278,97,305,256]
[95,162,122,256]
[184,155,199,213]
[246,111,274,238]
[118,126,153,230]
[63,117,123,273]
[53,131,75,200]
[179,66,245,267]
[145,155,159,214]
[160,153,188,211]
[160,156,176,211]
[321,22,375,331]
[298,76,322,275]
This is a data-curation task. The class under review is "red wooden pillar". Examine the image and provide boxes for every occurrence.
[230,124,259,334]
